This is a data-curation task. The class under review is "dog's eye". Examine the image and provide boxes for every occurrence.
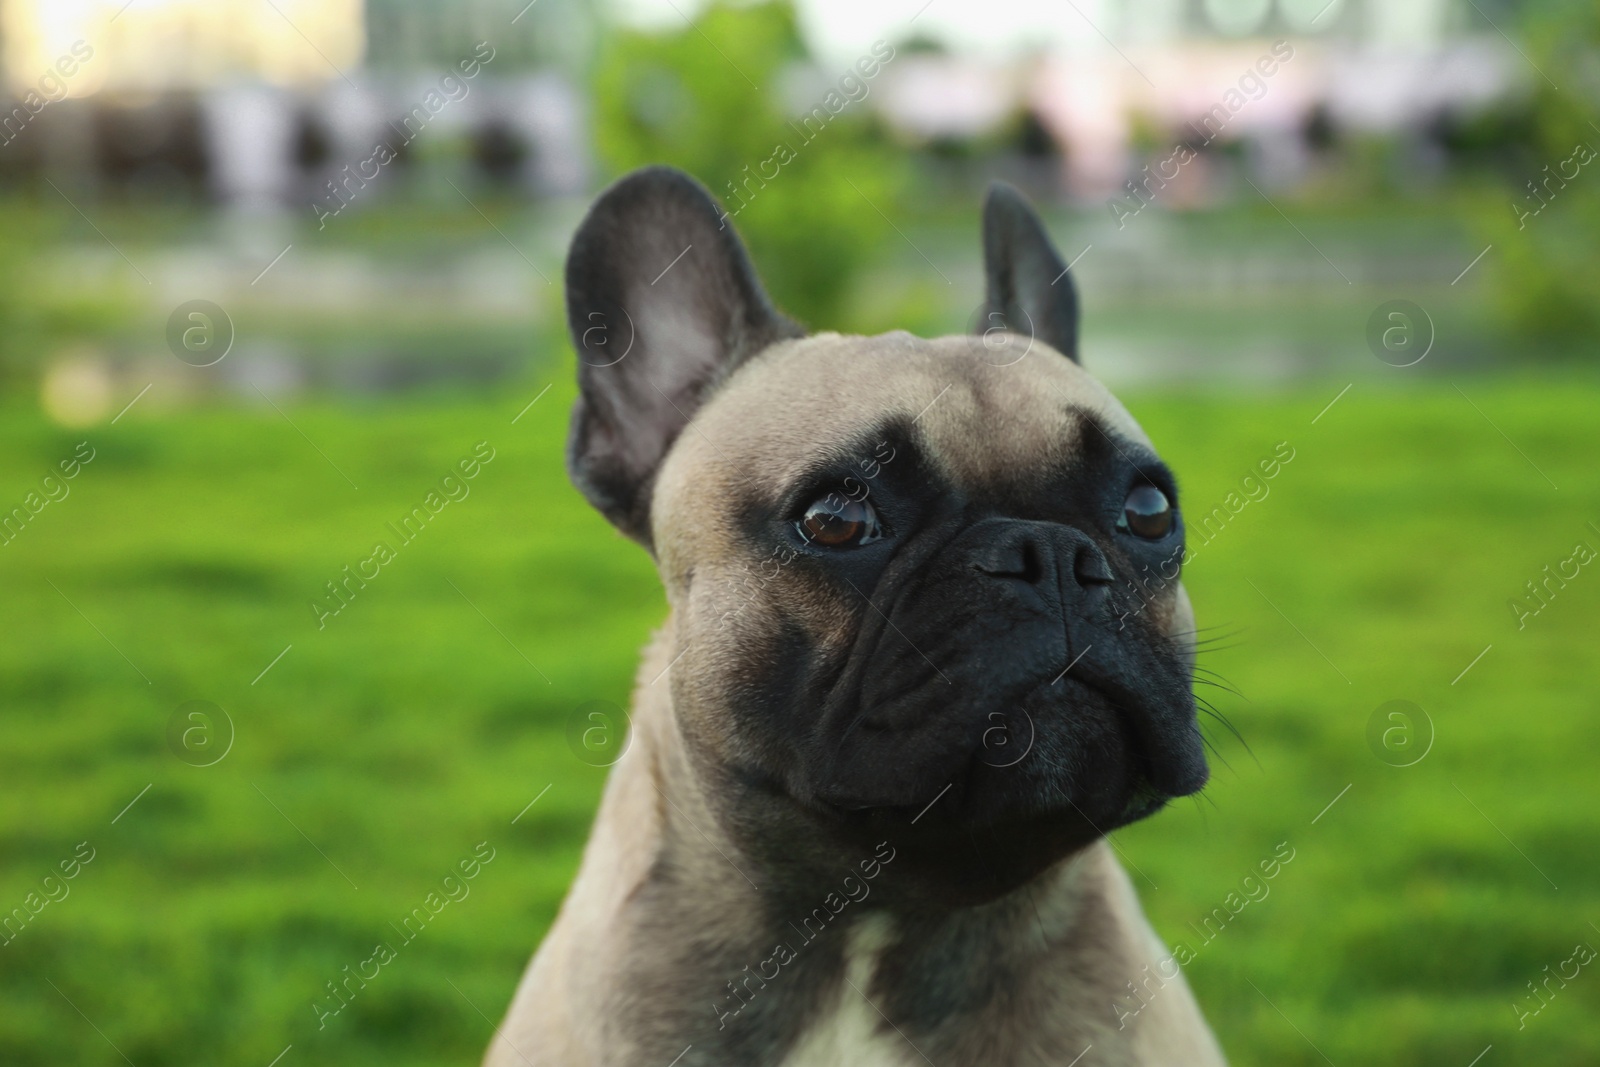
[1119,484,1172,540]
[799,495,882,548]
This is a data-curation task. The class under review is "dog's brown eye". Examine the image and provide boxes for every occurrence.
[799,496,882,547]
[1120,485,1172,539]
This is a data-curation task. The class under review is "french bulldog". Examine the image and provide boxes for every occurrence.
[487,166,1225,1066]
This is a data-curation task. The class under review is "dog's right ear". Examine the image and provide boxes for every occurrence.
[564,166,803,547]
[980,181,1080,363]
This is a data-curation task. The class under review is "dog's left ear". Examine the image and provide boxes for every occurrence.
[564,166,804,547]
[979,182,1080,363]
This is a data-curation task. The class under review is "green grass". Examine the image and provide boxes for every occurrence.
[0,373,1596,1066]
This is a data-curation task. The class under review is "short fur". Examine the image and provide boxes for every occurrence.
[488,167,1226,1066]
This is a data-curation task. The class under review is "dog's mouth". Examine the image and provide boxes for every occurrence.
[777,666,1209,906]
[809,672,1205,833]
[1101,679,1210,810]
[1117,769,1173,823]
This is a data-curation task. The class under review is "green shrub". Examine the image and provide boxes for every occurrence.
[591,0,909,329]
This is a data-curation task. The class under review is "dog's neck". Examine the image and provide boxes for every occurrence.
[496,627,1220,1066]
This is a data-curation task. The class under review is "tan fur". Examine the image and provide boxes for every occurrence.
[487,334,1224,1066]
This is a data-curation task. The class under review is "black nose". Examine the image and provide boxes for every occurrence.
[970,520,1114,603]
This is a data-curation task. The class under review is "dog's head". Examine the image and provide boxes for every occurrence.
[565,167,1207,904]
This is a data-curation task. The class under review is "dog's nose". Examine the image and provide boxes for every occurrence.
[970,520,1113,601]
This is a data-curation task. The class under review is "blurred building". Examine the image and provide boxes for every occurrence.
[0,0,1548,209]
[866,0,1531,201]
[0,0,592,207]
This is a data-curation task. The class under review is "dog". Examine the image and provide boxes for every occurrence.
[486,166,1226,1066]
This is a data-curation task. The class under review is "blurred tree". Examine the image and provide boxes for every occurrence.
[0,198,137,395]
[0,202,49,391]
[1475,0,1600,349]
[592,0,908,329]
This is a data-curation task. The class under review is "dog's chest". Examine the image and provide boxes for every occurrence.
[776,914,921,1067]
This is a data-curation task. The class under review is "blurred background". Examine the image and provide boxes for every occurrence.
[0,0,1595,1064]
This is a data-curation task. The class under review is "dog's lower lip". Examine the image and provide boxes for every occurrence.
[1119,779,1169,821]
[1074,673,1208,801]
[816,794,942,819]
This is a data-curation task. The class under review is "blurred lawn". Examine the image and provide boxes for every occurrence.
[1,371,1596,1066]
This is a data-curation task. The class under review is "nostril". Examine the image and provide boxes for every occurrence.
[1018,537,1042,584]
[1073,543,1114,587]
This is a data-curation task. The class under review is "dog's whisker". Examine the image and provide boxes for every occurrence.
[1194,698,1258,768]
[1196,729,1238,777]
[1193,675,1248,701]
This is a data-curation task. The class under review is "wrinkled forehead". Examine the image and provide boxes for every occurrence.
[658,332,1152,510]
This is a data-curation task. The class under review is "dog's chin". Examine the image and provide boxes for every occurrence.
[804,684,1208,906]
[811,795,1136,907]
